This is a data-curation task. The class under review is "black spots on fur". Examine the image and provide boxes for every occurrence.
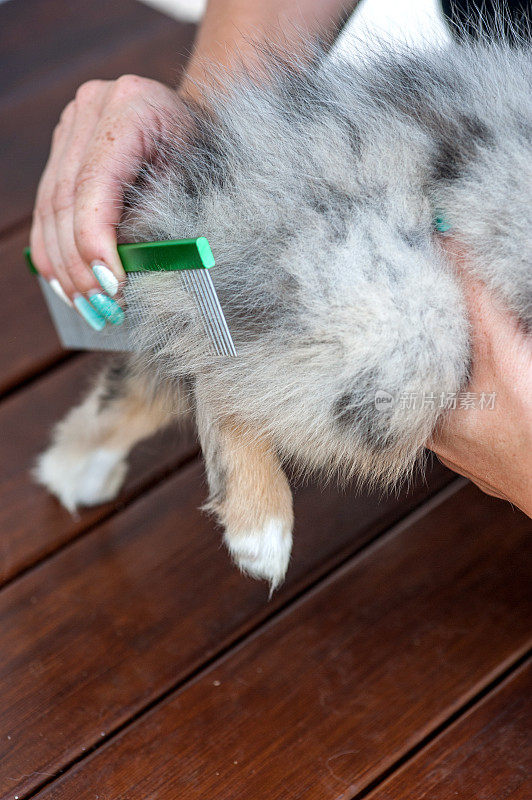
[219,272,302,342]
[369,55,496,183]
[309,184,356,242]
[432,115,495,182]
[332,392,359,429]
[433,138,463,181]
[332,391,396,452]
[462,115,494,146]
[187,116,230,194]
[461,351,474,387]
[277,66,362,158]
[98,358,130,411]
[370,56,455,118]
[399,227,427,250]
[279,69,335,124]
[346,121,362,155]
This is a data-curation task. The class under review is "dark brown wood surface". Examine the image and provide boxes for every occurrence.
[27,484,532,800]
[0,0,185,101]
[368,660,532,800]
[0,224,64,395]
[0,2,530,800]
[0,462,453,800]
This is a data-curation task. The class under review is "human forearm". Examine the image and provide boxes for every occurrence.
[182,0,360,96]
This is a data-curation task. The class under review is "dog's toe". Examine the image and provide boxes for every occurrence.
[34,445,127,512]
[224,517,292,591]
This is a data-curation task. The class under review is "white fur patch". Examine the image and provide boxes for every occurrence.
[34,445,127,512]
[225,518,292,591]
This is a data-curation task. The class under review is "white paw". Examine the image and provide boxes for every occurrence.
[34,444,127,512]
[225,517,293,591]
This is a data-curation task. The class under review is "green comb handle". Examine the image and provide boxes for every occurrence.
[24,236,215,275]
[117,237,215,272]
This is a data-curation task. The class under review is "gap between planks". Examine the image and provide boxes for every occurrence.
[0,447,201,592]
[15,476,472,800]
[349,649,532,800]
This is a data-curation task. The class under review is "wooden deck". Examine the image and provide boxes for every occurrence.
[1,2,530,798]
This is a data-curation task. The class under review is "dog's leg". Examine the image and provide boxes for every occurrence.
[196,395,294,590]
[35,357,187,511]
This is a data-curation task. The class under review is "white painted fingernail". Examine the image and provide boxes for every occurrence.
[91,262,119,297]
[49,279,73,307]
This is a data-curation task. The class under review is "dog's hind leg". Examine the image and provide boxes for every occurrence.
[195,390,294,591]
[34,356,188,511]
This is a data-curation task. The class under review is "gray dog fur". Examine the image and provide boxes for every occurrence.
[36,30,531,586]
[122,35,531,483]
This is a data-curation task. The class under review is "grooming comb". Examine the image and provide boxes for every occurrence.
[25,238,236,356]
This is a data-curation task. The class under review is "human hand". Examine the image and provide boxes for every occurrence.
[30,75,182,329]
[430,240,532,518]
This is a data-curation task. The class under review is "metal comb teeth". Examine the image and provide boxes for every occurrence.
[180,268,236,357]
[25,238,237,357]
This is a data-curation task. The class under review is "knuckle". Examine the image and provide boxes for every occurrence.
[75,79,104,104]
[51,180,74,214]
[52,103,74,142]
[112,73,143,99]
[58,101,75,128]
[73,163,97,195]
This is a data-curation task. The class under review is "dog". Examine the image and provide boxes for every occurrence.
[35,29,532,589]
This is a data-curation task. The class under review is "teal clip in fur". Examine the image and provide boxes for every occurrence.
[434,211,451,233]
[24,238,236,356]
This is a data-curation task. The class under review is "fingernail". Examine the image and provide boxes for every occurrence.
[91,261,119,296]
[88,292,124,325]
[49,278,73,307]
[73,295,106,331]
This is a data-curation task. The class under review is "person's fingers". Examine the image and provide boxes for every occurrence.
[30,99,76,286]
[53,80,110,298]
[72,75,155,295]
[29,215,76,305]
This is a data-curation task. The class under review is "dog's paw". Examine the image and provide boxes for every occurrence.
[34,444,127,512]
[224,517,293,591]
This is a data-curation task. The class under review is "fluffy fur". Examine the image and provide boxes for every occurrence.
[36,30,531,587]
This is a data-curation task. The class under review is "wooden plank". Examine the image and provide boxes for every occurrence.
[368,661,532,800]
[0,460,452,799]
[0,354,197,585]
[0,224,64,396]
[0,0,182,103]
[30,484,531,800]
[0,0,195,233]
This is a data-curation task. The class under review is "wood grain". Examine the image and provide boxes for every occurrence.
[29,484,531,800]
[0,354,197,585]
[368,660,532,800]
[0,461,452,799]
[2,3,529,799]
[0,225,64,396]
[0,0,183,102]
[0,0,195,234]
